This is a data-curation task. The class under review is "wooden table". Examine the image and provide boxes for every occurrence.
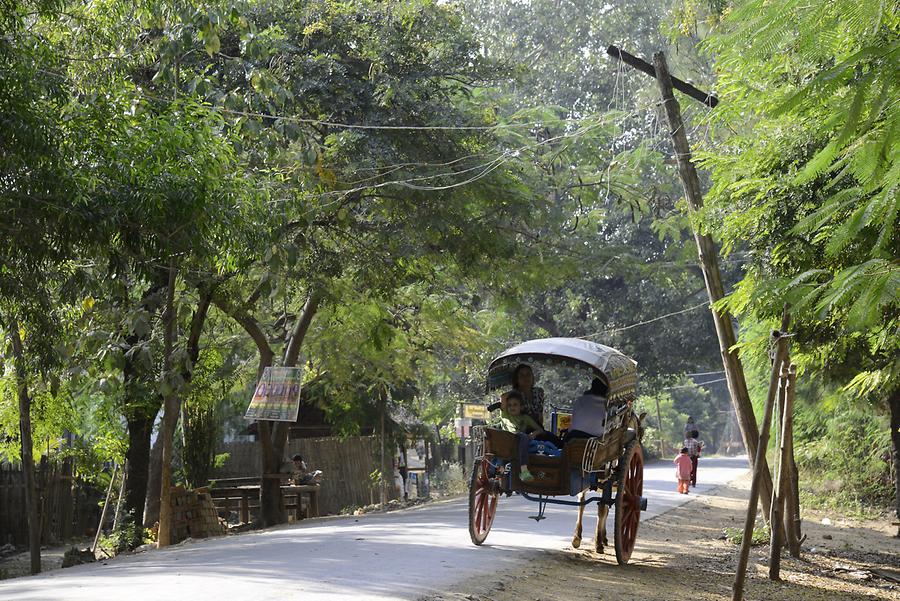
[282,484,320,519]
[208,483,319,523]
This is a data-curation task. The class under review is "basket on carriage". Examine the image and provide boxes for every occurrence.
[468,337,646,565]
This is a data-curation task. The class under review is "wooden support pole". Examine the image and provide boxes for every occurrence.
[769,362,790,580]
[112,460,128,531]
[783,365,802,557]
[732,317,790,601]
[655,394,665,459]
[92,462,118,555]
[650,50,775,521]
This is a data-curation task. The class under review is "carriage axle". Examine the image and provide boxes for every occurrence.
[521,491,648,511]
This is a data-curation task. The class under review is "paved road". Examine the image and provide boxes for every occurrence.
[0,456,748,601]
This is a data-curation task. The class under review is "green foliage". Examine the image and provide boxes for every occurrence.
[637,381,729,458]
[98,513,154,557]
[690,0,899,512]
[793,391,892,509]
[723,522,769,546]
[180,350,235,488]
[430,462,467,497]
[699,0,899,398]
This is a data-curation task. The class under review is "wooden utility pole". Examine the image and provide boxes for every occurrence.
[606,46,775,519]
[733,315,790,601]
[112,461,128,531]
[651,50,776,519]
[654,396,665,459]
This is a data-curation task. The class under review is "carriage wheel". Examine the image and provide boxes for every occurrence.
[468,458,499,545]
[614,442,643,565]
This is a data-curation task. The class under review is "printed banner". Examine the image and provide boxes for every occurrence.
[245,367,303,422]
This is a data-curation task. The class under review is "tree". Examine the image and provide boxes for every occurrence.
[695,0,899,516]
[0,0,87,572]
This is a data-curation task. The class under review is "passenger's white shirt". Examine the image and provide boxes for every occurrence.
[569,393,608,437]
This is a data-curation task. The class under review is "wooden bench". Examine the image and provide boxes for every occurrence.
[208,475,320,523]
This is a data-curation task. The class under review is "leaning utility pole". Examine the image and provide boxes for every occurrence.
[607,46,775,519]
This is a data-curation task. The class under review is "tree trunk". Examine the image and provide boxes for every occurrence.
[257,421,285,527]
[8,320,41,574]
[120,270,168,537]
[890,387,900,534]
[123,412,154,542]
[212,289,320,528]
[143,436,163,528]
[157,263,179,548]
[258,292,322,526]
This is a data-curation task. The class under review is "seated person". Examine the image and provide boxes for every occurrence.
[499,391,563,482]
[499,364,545,429]
[562,377,609,443]
[290,454,322,485]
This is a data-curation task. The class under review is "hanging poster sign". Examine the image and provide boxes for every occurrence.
[245,367,303,422]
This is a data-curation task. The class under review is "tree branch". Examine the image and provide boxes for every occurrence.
[212,296,274,380]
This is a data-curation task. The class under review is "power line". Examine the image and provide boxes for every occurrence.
[660,377,727,390]
[137,91,597,132]
[579,301,709,340]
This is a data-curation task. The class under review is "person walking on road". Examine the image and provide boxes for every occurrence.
[684,416,699,438]
[683,431,703,486]
[674,447,693,494]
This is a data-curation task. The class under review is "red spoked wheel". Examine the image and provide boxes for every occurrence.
[468,458,499,545]
[614,442,644,565]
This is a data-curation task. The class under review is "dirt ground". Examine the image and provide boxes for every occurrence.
[0,537,94,580]
[424,475,900,601]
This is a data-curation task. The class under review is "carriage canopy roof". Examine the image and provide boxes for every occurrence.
[486,337,638,401]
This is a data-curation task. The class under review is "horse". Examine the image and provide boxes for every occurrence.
[570,411,645,553]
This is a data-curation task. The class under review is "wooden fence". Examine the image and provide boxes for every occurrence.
[0,459,100,547]
[214,436,391,515]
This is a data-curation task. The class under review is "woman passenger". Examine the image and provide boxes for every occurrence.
[501,364,545,429]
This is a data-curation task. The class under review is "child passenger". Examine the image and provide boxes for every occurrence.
[500,391,562,482]
[674,447,693,494]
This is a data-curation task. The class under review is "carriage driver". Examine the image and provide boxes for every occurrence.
[562,377,609,443]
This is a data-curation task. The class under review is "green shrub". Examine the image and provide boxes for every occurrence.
[430,462,468,496]
[723,523,769,546]
[793,395,892,511]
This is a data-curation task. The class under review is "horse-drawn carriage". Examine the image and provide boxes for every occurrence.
[468,337,647,565]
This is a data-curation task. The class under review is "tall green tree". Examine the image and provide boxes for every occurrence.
[695,0,899,516]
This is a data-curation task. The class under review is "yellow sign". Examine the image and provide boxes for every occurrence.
[555,412,572,434]
[462,404,489,420]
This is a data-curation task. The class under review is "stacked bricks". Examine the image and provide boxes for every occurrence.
[168,486,227,544]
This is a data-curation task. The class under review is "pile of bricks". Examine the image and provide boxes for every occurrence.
[168,486,227,544]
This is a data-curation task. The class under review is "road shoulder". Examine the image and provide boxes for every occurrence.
[420,475,900,601]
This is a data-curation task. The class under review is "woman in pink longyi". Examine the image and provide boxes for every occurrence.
[674,447,693,494]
